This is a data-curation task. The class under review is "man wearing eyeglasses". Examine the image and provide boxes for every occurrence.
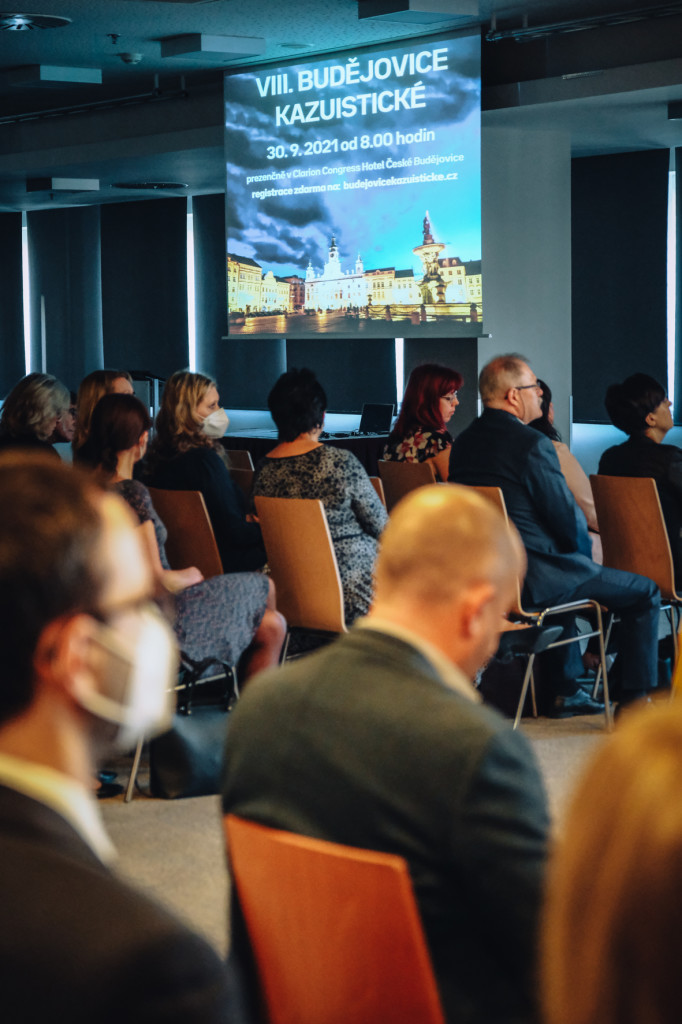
[450,353,660,715]
[0,453,230,1023]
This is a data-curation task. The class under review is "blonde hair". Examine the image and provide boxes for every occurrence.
[542,705,682,1024]
[153,370,216,455]
[374,483,524,605]
[0,373,70,441]
[73,369,133,451]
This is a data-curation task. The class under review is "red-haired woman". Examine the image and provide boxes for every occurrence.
[382,362,462,481]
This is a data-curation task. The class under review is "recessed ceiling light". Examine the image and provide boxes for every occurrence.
[0,13,72,30]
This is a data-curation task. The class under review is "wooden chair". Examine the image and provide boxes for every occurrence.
[224,815,445,1024]
[378,459,436,512]
[469,485,612,730]
[369,474,386,507]
[222,448,254,470]
[254,495,347,659]
[147,487,223,579]
[228,466,255,503]
[590,474,682,662]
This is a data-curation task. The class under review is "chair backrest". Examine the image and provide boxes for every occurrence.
[225,815,445,1024]
[466,485,526,615]
[222,447,254,470]
[254,495,346,633]
[377,459,436,512]
[147,487,224,580]
[590,475,679,601]
[369,474,386,507]
[229,466,255,503]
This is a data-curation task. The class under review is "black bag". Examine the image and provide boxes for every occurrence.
[149,659,237,800]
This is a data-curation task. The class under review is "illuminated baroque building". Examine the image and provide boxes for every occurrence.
[304,237,366,310]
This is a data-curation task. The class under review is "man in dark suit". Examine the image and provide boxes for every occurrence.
[222,485,550,1024]
[0,453,230,1023]
[449,353,660,711]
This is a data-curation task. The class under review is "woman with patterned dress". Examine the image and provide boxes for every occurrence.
[253,368,388,625]
[78,392,285,681]
[382,363,463,481]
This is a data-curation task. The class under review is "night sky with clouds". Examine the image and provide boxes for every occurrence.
[225,32,481,281]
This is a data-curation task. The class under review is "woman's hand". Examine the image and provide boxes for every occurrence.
[162,566,204,593]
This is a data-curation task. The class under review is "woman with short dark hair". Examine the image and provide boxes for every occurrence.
[382,363,462,481]
[254,367,388,625]
[599,373,682,581]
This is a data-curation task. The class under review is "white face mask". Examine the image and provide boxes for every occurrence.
[79,603,177,750]
[201,408,229,439]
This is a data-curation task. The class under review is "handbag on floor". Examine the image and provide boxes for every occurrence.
[149,657,238,800]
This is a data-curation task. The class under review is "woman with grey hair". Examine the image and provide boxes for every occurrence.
[0,372,70,457]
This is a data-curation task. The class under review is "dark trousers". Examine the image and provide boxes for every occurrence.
[531,566,660,697]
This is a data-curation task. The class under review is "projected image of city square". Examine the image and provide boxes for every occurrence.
[228,211,482,338]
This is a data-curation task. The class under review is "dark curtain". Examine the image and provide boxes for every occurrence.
[286,338,396,414]
[0,213,25,397]
[192,193,228,379]
[219,339,287,409]
[100,198,188,379]
[572,149,669,423]
[26,206,103,392]
[675,149,682,418]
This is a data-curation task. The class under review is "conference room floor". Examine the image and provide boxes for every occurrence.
[100,711,614,957]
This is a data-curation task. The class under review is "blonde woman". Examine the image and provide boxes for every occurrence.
[72,368,133,453]
[0,372,70,456]
[146,370,266,573]
[542,704,682,1024]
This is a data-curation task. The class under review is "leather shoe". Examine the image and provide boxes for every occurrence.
[552,689,605,718]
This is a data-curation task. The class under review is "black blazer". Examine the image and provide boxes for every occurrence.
[449,407,600,607]
[222,628,550,1024]
[0,784,230,1024]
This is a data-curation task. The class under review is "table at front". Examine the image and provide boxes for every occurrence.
[221,432,389,476]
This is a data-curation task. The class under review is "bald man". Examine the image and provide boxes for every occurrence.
[450,354,660,713]
[222,485,550,1024]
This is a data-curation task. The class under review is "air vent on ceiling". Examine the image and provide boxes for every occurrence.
[0,13,71,30]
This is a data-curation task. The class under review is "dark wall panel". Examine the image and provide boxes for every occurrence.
[572,149,669,423]
[286,339,396,414]
[0,213,25,397]
[192,193,227,380]
[100,198,188,378]
[27,207,103,392]
[220,339,287,409]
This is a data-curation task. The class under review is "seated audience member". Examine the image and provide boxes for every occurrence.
[0,372,70,457]
[599,373,682,583]
[542,704,682,1024]
[79,393,285,681]
[0,453,230,1022]
[383,362,463,481]
[223,485,550,1024]
[450,354,660,713]
[529,379,601,563]
[253,367,388,624]
[146,371,266,574]
[72,368,134,454]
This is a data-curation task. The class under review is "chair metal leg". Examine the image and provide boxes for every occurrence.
[125,737,144,803]
[514,654,536,730]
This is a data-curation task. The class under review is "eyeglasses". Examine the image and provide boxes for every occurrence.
[515,383,541,392]
[442,392,459,403]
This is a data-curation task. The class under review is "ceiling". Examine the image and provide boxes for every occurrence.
[2,0,682,210]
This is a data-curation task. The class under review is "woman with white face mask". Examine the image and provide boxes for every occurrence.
[77,392,285,683]
[144,371,267,574]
